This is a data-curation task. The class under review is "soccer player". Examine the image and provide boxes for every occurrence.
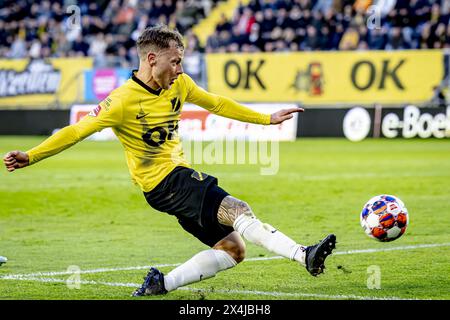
[3,25,336,296]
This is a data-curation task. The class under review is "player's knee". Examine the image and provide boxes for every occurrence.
[213,233,246,264]
[233,240,246,263]
[221,244,245,264]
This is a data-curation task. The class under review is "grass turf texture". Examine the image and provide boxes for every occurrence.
[0,137,449,300]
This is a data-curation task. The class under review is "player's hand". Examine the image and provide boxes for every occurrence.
[270,107,304,125]
[3,151,29,172]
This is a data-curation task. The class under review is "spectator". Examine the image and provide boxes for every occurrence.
[185,29,202,53]
[2,0,450,63]
[302,25,321,50]
[372,0,397,18]
[206,30,221,53]
[354,0,373,12]
[385,26,410,50]
[283,28,298,48]
[55,33,72,58]
[286,6,303,31]
[446,23,450,48]
[368,26,387,49]
[260,8,277,40]
[248,23,264,51]
[433,23,447,48]
[117,45,130,68]
[89,33,107,60]
[174,1,195,34]
[72,34,90,56]
[275,8,290,29]
[339,26,360,50]
[357,40,370,50]
[264,41,275,52]
[114,0,136,35]
[430,3,442,25]
[229,25,248,49]
[274,39,289,52]
[418,23,434,48]
[29,39,42,58]
[9,35,27,58]
[358,25,369,45]
[330,23,345,49]
[227,42,240,53]
[313,0,334,14]
[270,26,284,43]
[319,26,333,50]
[218,30,232,50]
[216,13,232,33]
[236,7,255,35]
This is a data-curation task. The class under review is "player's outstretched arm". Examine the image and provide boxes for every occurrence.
[183,73,304,125]
[270,107,304,125]
[3,96,123,172]
[3,151,29,172]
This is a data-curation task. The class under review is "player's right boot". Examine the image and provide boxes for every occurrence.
[0,256,7,266]
[305,234,336,276]
[132,267,168,296]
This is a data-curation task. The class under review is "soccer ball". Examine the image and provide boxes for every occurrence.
[360,195,409,242]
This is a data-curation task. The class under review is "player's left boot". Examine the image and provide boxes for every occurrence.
[305,234,336,276]
[132,267,168,296]
[0,256,7,266]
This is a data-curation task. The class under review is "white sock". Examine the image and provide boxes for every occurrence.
[233,214,307,266]
[164,249,237,292]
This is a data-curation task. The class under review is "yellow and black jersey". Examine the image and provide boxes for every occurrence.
[26,73,271,192]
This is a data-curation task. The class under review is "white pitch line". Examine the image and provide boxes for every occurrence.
[2,242,449,280]
[332,243,450,255]
[177,288,418,301]
[0,276,415,300]
[0,263,182,279]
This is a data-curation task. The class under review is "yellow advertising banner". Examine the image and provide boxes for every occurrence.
[0,58,93,108]
[206,50,443,105]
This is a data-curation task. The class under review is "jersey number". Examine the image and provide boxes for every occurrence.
[142,121,178,147]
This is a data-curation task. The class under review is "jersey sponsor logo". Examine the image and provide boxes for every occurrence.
[88,105,102,117]
[142,120,179,147]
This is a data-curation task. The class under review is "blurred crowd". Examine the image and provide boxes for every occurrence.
[1,0,450,67]
[206,0,450,52]
[0,0,217,67]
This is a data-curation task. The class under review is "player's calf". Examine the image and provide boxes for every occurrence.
[217,195,336,275]
[217,196,307,265]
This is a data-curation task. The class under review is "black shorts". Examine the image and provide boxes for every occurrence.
[143,166,235,247]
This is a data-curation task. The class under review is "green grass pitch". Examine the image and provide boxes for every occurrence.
[0,136,449,300]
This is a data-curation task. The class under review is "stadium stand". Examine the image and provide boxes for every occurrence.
[2,0,450,65]
[0,0,224,67]
[205,0,450,53]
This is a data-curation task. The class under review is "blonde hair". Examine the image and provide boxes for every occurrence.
[136,25,184,60]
